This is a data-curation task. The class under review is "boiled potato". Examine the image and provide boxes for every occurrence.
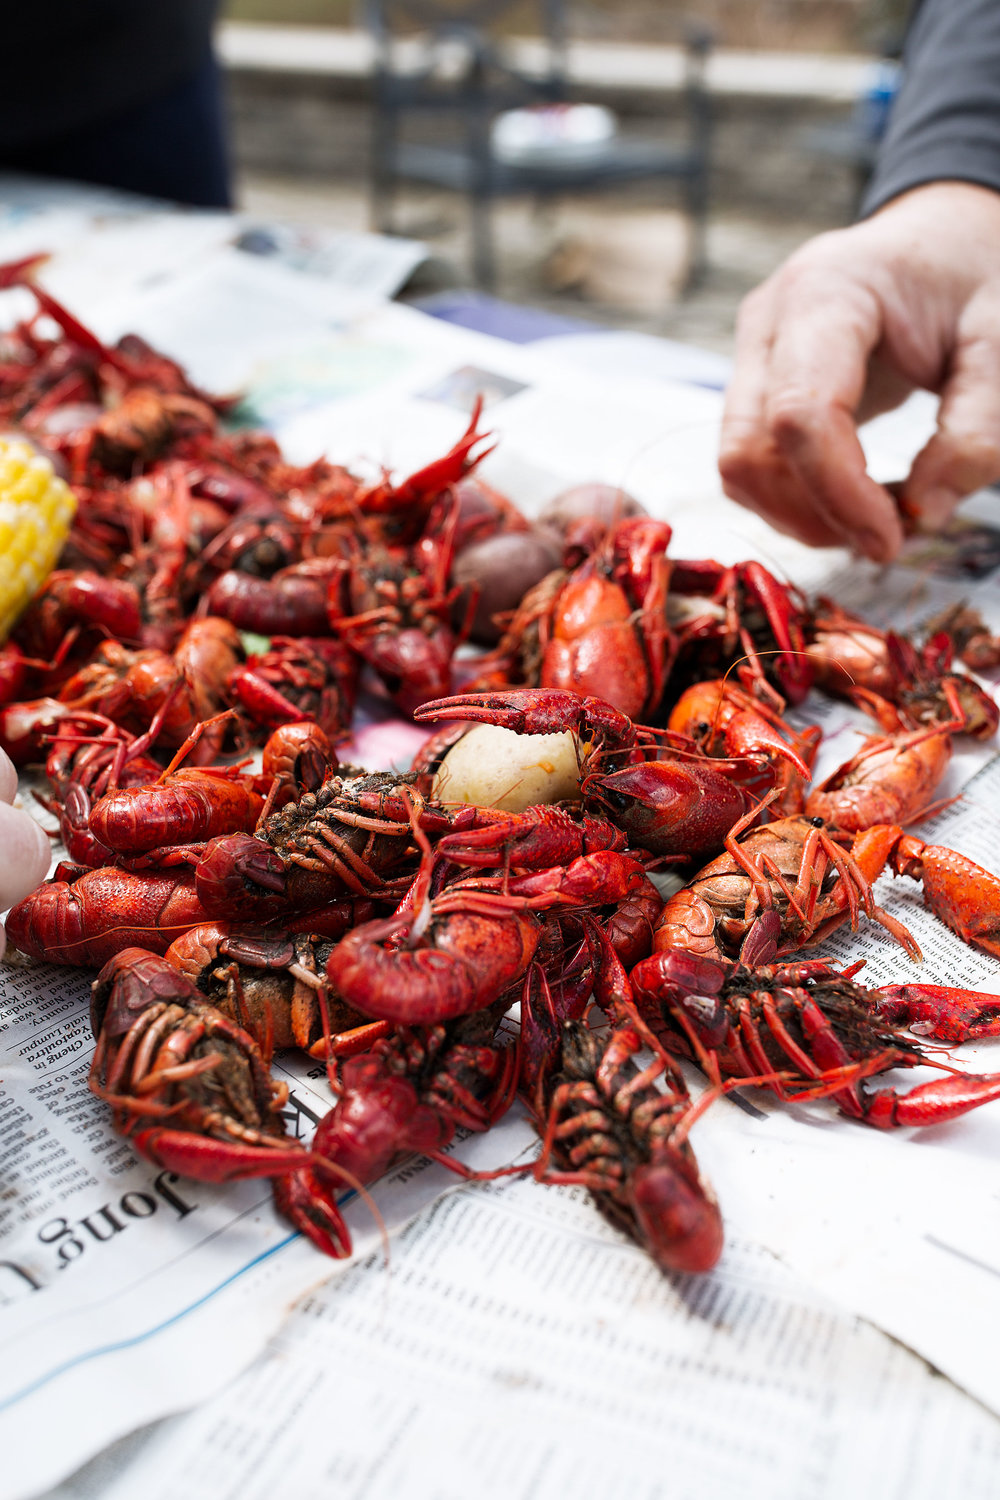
[431,722,583,811]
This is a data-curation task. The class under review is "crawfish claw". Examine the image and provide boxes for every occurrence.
[864,1071,1000,1130]
[723,708,811,780]
[272,1166,352,1259]
[869,983,1000,1043]
[890,837,1000,959]
[414,688,635,748]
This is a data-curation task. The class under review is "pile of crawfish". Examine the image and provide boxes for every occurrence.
[6,256,1000,1279]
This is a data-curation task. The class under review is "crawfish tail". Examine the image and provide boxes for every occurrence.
[90,772,264,853]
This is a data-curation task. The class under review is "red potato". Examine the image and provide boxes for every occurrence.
[453,528,562,643]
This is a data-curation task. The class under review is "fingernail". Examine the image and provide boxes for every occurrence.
[848,527,891,563]
[914,487,960,530]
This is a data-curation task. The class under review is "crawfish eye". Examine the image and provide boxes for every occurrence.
[808,816,825,828]
[596,787,632,812]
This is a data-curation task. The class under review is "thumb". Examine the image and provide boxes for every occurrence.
[902,330,1000,529]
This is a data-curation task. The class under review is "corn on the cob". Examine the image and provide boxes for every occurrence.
[0,436,76,642]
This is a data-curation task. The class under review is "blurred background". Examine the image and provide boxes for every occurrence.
[218,0,912,348]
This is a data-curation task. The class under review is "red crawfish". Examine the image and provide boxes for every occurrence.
[433,802,627,872]
[540,516,674,721]
[888,834,1000,961]
[88,764,265,856]
[804,720,956,834]
[228,636,359,741]
[110,464,200,650]
[50,718,321,871]
[431,802,664,970]
[6,866,213,966]
[482,517,674,722]
[14,568,143,659]
[279,1000,518,1258]
[472,848,661,967]
[415,687,809,862]
[806,601,999,740]
[353,395,494,544]
[327,846,657,1027]
[330,493,464,717]
[164,920,378,1054]
[194,771,442,922]
[652,797,920,966]
[631,949,1000,1130]
[89,949,349,1258]
[668,558,813,707]
[326,880,541,1027]
[519,934,724,1276]
[86,711,267,856]
[921,602,1000,673]
[40,712,165,867]
[206,557,343,637]
[804,600,896,700]
[447,833,662,972]
[57,615,241,754]
[261,720,338,794]
[667,677,820,816]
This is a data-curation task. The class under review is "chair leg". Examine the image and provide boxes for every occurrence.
[371,113,397,235]
[470,191,496,291]
[683,167,709,290]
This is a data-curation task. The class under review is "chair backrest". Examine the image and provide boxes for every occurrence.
[363,0,568,115]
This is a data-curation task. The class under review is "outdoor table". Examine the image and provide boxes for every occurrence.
[2,179,999,1500]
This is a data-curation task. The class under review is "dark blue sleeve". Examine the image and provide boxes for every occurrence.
[862,0,1000,214]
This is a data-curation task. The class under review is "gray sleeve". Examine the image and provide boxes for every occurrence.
[861,0,1000,215]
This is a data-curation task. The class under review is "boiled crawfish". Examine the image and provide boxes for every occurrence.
[279,1001,518,1254]
[806,600,999,739]
[481,516,674,721]
[6,865,212,966]
[651,798,919,965]
[668,558,812,707]
[228,636,358,741]
[416,687,809,862]
[89,949,348,1257]
[631,950,1000,1130]
[519,924,724,1276]
[164,921,377,1054]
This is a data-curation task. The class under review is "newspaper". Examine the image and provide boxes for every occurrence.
[43,1170,1000,1500]
[0,177,427,350]
[2,229,1000,1497]
[0,956,537,1500]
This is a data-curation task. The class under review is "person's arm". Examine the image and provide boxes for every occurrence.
[864,0,1000,213]
[720,0,1000,563]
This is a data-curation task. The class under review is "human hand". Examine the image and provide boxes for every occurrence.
[0,748,51,959]
[719,181,1000,562]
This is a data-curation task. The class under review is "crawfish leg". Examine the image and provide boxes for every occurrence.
[861,1071,1000,1130]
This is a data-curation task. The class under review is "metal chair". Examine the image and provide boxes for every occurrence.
[364,0,713,290]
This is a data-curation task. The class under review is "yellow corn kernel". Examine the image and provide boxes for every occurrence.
[0,437,76,643]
